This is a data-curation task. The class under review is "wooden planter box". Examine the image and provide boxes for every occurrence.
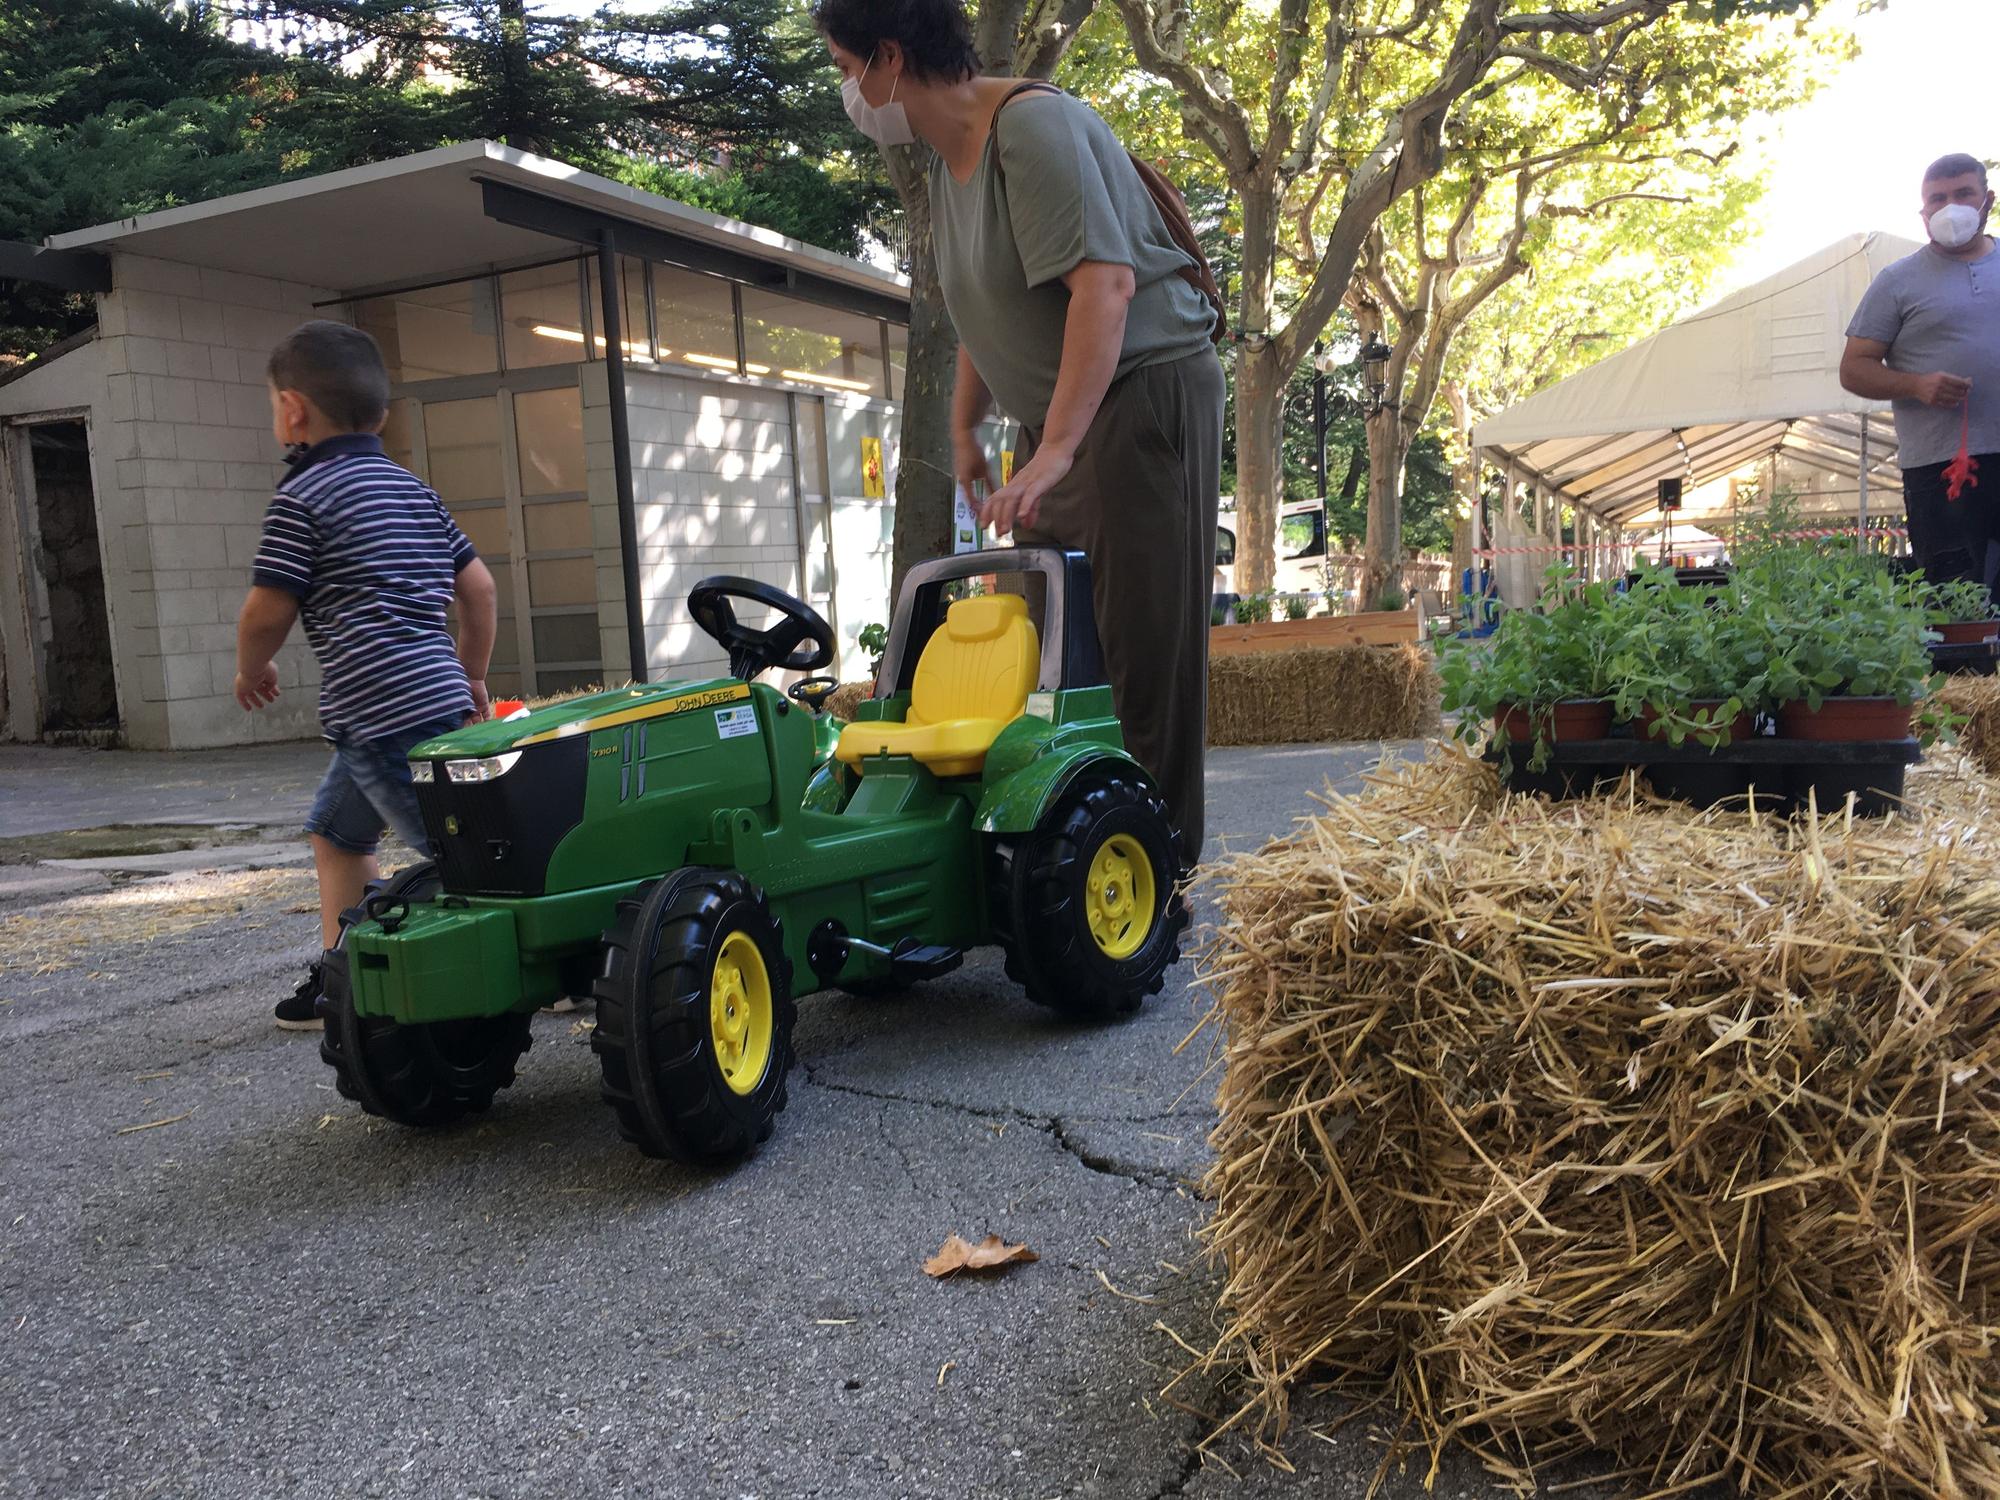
[1209,609,1419,657]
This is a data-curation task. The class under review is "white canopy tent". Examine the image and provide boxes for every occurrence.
[1471,233,1921,556]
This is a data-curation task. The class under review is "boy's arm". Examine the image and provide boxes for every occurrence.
[454,558,499,721]
[234,585,300,711]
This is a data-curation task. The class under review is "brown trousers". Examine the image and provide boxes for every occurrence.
[1017,349,1225,860]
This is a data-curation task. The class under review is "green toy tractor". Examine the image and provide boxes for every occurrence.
[318,546,1188,1164]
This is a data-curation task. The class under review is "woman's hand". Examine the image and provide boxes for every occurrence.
[953,428,991,492]
[979,445,1073,537]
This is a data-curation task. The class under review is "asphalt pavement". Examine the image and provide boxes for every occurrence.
[0,739,1630,1500]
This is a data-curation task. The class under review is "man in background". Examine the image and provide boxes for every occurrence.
[1841,152,2000,590]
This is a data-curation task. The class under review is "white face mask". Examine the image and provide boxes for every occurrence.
[841,54,913,147]
[1929,201,1985,250]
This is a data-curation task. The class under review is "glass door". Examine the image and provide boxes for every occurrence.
[386,371,595,698]
[790,394,841,675]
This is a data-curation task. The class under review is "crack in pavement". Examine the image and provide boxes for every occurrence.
[1150,1438,1207,1500]
[798,1060,1192,1193]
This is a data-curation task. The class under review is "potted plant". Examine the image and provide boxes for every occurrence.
[1441,569,1621,769]
[1749,555,1935,741]
[1283,593,1311,622]
[1924,577,1999,645]
[1608,567,1761,749]
[1234,591,1274,625]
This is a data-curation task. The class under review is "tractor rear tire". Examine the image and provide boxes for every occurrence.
[319,862,534,1128]
[591,868,796,1165]
[990,770,1188,1021]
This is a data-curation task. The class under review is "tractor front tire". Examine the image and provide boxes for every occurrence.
[319,862,534,1128]
[592,869,796,1165]
[990,770,1188,1021]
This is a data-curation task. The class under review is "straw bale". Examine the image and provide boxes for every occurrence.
[1197,750,2000,1496]
[1207,644,1441,746]
[1937,675,2000,777]
[825,681,875,723]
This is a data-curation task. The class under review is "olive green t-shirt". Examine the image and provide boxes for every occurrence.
[929,90,1217,428]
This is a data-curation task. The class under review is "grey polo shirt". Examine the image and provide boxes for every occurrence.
[930,90,1216,428]
[1846,241,2000,468]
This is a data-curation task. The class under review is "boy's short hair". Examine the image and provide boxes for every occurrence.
[267,320,391,431]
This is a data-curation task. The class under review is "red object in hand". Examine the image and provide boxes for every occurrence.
[1946,387,1980,500]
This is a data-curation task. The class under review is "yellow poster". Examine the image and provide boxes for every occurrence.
[861,436,884,498]
[1001,449,1016,483]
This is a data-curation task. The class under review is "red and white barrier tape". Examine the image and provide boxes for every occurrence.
[1472,525,1908,559]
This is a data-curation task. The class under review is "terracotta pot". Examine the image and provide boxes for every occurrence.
[1776,697,1915,741]
[1636,700,1758,745]
[1935,619,1999,645]
[1494,699,1613,744]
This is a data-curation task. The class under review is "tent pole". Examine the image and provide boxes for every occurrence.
[1470,450,1487,592]
[1857,421,1869,547]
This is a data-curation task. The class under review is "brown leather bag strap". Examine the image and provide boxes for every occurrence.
[988,79,1064,137]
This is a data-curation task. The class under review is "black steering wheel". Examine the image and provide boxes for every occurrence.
[687,576,835,682]
[787,675,841,714]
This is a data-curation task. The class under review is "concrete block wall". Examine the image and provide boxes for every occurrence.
[584,365,804,684]
[95,254,331,747]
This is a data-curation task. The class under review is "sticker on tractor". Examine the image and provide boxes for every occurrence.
[715,705,758,740]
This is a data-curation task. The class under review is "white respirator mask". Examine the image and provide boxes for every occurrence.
[1929,202,1985,250]
[841,54,914,147]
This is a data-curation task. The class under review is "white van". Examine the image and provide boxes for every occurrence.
[1214,498,1331,609]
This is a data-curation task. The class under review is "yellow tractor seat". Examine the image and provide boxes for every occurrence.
[835,594,1040,777]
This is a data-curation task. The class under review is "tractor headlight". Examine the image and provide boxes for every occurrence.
[444,751,522,784]
[410,760,435,783]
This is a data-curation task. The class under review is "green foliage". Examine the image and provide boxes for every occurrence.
[857,621,888,669]
[1373,586,1407,614]
[1439,568,1623,768]
[1282,593,1310,622]
[612,155,890,261]
[1924,577,1997,626]
[1738,544,1936,714]
[1444,527,1946,772]
[0,0,866,357]
[1606,566,1763,747]
[1233,592,1273,625]
[253,0,847,163]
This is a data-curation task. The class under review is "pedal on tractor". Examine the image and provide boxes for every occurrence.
[319,546,1189,1165]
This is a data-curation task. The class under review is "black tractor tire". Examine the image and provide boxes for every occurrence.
[319,862,534,1128]
[989,769,1189,1021]
[591,868,796,1165]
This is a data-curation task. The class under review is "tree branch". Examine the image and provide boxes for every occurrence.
[975,0,1030,73]
[1014,0,1098,78]
[1110,0,1258,171]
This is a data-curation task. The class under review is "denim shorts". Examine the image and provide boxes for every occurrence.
[305,715,462,856]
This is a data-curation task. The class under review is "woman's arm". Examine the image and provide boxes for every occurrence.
[979,259,1135,536]
[952,344,995,491]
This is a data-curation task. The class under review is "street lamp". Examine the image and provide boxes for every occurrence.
[1356,333,1393,418]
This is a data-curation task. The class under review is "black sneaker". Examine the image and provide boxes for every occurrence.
[275,962,324,1031]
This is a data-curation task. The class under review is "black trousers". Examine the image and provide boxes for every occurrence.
[1902,454,2000,595]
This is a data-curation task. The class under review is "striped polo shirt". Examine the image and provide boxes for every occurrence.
[251,433,477,742]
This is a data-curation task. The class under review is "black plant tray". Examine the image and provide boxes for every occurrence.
[1929,639,1999,676]
[1487,734,1923,817]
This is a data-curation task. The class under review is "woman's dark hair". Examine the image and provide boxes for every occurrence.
[812,0,981,83]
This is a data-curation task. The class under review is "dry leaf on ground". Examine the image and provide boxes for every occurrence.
[923,1233,1038,1278]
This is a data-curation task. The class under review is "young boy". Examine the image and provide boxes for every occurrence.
[235,320,498,1029]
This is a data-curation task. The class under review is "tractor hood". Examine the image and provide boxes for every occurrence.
[409,679,753,762]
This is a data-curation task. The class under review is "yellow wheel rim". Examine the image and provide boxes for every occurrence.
[709,931,774,1097]
[1084,833,1157,961]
